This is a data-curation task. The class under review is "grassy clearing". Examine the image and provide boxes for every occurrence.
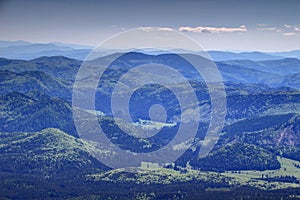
[88,157,300,190]
[221,156,300,189]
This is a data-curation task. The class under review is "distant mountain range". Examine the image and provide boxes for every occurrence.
[0,40,93,49]
[208,51,284,61]
[0,40,93,60]
[0,52,299,91]
[1,40,300,61]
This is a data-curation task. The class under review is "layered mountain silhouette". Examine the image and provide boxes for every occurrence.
[1,40,300,61]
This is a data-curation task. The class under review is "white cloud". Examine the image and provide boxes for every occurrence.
[294,26,300,31]
[257,24,280,32]
[257,23,268,27]
[283,24,300,31]
[258,24,300,35]
[284,24,292,29]
[258,27,277,31]
[157,27,174,31]
[139,27,174,32]
[139,27,155,32]
[283,32,297,36]
[281,24,300,35]
[178,25,247,33]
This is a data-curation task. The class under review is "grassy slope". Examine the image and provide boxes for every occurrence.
[87,156,300,190]
[221,157,300,190]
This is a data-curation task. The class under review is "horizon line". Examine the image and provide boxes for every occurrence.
[1,39,300,53]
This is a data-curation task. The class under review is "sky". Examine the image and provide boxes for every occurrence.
[0,0,300,51]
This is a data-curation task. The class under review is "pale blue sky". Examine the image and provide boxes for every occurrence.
[0,0,300,51]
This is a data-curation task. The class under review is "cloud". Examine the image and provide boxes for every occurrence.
[294,26,300,31]
[178,25,247,33]
[258,27,277,31]
[257,24,280,32]
[283,32,297,36]
[139,27,174,32]
[257,24,268,27]
[157,27,174,31]
[284,24,292,29]
[283,24,300,31]
[282,25,300,35]
[258,24,300,35]
[139,27,155,32]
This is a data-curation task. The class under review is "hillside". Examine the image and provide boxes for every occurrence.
[190,143,280,172]
[0,128,108,178]
[0,91,77,136]
[0,54,300,199]
[0,70,71,99]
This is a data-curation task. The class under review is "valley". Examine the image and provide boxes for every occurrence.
[0,52,300,199]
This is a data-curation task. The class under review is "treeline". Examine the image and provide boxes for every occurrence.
[189,143,280,172]
[258,175,299,184]
[294,163,300,169]
[1,172,299,200]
